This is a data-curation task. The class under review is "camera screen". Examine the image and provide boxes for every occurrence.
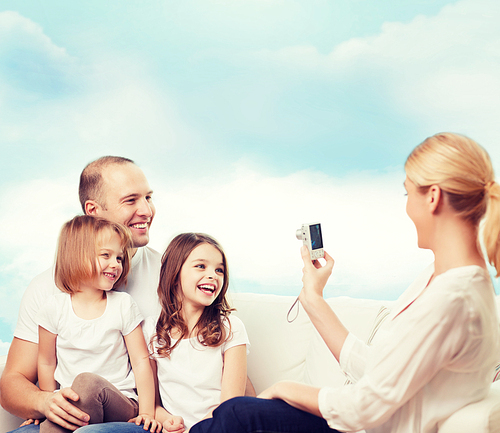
[310,224,323,250]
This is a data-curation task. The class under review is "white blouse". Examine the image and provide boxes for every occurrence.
[318,265,500,433]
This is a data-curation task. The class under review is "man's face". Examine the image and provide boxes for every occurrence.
[93,163,156,249]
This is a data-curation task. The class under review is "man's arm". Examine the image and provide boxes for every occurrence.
[0,337,90,429]
[0,338,40,419]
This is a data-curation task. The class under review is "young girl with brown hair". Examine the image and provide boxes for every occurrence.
[32,216,160,433]
[144,233,249,432]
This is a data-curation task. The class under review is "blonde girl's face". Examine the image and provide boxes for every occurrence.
[178,243,225,312]
[91,229,124,292]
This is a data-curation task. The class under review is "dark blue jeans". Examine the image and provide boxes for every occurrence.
[191,397,340,433]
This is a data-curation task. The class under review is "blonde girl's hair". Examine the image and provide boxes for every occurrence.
[153,233,234,358]
[55,215,132,294]
[405,132,500,276]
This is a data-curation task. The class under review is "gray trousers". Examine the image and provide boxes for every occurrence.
[40,373,139,433]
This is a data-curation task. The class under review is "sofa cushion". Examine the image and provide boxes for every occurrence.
[230,292,313,394]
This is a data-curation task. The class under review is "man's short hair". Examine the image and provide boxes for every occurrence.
[79,156,134,212]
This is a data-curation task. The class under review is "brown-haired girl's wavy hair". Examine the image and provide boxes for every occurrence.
[405,132,500,276]
[153,233,234,358]
[55,215,132,294]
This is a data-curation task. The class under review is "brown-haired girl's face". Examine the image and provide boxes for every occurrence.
[178,243,225,312]
[86,229,124,292]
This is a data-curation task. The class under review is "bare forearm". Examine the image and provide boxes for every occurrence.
[261,381,322,417]
[299,291,348,362]
[0,338,46,419]
[0,371,49,419]
[134,360,156,416]
[154,405,172,424]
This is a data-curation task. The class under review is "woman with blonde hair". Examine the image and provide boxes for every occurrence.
[190,132,500,433]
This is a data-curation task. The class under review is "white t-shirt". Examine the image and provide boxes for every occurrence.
[318,264,500,433]
[15,246,161,343]
[144,315,250,429]
[36,291,142,399]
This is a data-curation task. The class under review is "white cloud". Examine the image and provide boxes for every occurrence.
[0,10,77,102]
[245,0,500,167]
[0,11,199,159]
[0,177,80,325]
[0,11,69,60]
[148,163,432,298]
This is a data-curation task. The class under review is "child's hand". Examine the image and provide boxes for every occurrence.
[128,413,163,432]
[163,415,186,433]
[20,418,41,427]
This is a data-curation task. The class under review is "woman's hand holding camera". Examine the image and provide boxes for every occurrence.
[299,245,334,302]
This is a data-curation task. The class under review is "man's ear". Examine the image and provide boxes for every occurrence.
[428,185,442,213]
[85,200,100,216]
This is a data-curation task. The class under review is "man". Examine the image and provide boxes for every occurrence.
[0,157,160,431]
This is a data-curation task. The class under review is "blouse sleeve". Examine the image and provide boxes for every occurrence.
[318,286,472,432]
[338,332,371,383]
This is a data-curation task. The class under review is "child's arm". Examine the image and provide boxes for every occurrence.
[37,326,57,392]
[124,324,161,432]
[150,358,185,433]
[200,344,247,421]
[220,344,247,403]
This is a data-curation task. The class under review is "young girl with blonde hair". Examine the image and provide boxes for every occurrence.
[190,132,500,433]
[144,233,249,432]
[32,216,160,433]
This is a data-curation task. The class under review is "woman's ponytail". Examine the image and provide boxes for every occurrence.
[483,181,500,277]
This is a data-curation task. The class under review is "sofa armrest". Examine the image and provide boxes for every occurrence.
[438,386,500,433]
[0,354,27,432]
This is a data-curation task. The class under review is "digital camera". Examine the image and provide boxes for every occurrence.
[296,222,324,260]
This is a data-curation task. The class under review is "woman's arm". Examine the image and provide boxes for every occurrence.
[298,246,349,362]
[124,325,161,432]
[258,381,322,417]
[37,326,57,392]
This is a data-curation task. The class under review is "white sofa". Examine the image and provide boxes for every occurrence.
[1,292,500,433]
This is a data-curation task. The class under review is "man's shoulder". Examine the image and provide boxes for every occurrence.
[15,266,60,342]
[142,246,161,260]
[24,266,59,298]
[133,246,161,265]
[130,246,161,278]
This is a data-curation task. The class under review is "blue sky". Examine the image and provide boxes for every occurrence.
[1,0,499,356]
